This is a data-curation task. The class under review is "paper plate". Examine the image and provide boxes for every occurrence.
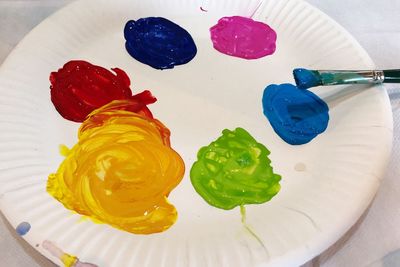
[0,0,393,266]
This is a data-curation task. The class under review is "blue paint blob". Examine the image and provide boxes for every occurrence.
[16,222,31,236]
[262,83,329,145]
[124,17,197,70]
[293,68,322,89]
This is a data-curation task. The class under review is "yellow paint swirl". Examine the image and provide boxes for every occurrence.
[47,100,185,234]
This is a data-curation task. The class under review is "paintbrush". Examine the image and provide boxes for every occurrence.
[293,68,400,89]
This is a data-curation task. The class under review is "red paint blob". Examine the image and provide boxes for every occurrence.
[50,60,156,122]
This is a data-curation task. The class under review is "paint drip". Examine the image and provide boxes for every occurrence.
[240,205,269,257]
[190,127,281,210]
[262,83,329,145]
[124,17,197,69]
[50,60,156,122]
[210,16,277,59]
[47,99,185,234]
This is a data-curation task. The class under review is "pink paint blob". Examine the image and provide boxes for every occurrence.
[210,16,277,59]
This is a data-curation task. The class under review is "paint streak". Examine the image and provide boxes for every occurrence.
[240,205,269,258]
[124,17,197,69]
[210,16,277,59]
[50,60,156,122]
[249,1,264,19]
[262,84,329,145]
[42,240,97,267]
[190,127,281,210]
[16,222,31,236]
[200,6,208,12]
[47,99,185,234]
[284,206,321,231]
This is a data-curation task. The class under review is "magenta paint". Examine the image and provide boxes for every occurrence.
[210,16,277,59]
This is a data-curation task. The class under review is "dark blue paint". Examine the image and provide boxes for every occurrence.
[124,17,197,70]
[262,83,329,145]
[293,68,322,89]
[16,222,31,236]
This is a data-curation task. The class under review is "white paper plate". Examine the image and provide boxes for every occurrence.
[0,0,393,266]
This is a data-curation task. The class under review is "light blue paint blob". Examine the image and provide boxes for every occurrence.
[293,68,322,89]
[16,222,31,236]
[262,83,329,145]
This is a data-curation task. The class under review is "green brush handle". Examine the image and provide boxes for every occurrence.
[383,69,400,83]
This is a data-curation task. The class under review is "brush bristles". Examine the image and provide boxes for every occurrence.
[293,68,322,89]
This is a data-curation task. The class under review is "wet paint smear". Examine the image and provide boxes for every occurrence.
[262,84,329,145]
[42,240,98,267]
[190,127,281,210]
[124,17,197,70]
[50,60,156,122]
[47,99,185,234]
[16,222,31,236]
[210,16,277,59]
[293,68,323,89]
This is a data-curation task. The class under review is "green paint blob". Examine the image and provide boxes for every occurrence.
[190,127,281,210]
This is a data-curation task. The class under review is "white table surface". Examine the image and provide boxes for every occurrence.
[0,1,399,266]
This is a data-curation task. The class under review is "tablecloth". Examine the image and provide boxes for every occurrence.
[0,0,399,266]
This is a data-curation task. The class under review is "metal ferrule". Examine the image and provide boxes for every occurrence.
[372,70,385,83]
